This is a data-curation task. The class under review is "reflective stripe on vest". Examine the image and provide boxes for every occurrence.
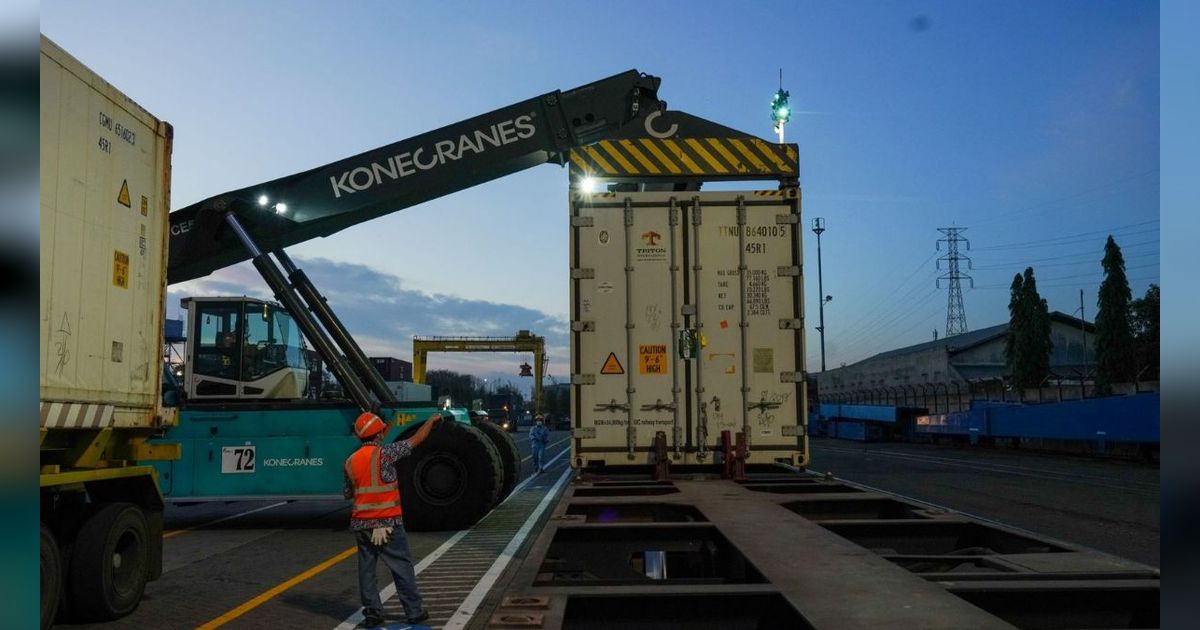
[346,444,402,520]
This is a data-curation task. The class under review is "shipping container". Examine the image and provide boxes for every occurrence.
[570,190,807,469]
[371,356,412,382]
[39,34,178,628]
[40,35,173,422]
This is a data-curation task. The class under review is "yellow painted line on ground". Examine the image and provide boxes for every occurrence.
[195,545,358,630]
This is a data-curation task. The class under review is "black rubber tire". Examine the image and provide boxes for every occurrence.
[474,420,521,503]
[67,502,149,621]
[41,524,62,630]
[399,421,503,531]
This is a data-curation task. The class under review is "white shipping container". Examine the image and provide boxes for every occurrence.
[570,190,807,468]
[40,35,173,425]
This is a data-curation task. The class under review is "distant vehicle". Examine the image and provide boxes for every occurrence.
[470,409,514,433]
[484,393,520,432]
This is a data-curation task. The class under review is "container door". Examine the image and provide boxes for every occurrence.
[573,194,684,464]
[685,193,803,463]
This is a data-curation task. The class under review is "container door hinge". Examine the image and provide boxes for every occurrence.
[573,427,596,439]
[572,374,595,385]
[778,318,802,330]
[570,216,594,227]
[775,214,800,224]
[571,268,595,279]
[571,320,596,332]
[780,371,802,383]
[776,266,801,277]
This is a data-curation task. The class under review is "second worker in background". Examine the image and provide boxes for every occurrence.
[530,414,549,473]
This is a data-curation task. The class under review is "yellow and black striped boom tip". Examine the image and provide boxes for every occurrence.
[569,137,798,180]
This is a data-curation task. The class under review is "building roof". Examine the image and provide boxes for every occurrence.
[853,311,1093,365]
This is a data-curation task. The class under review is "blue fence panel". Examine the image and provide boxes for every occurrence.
[837,404,899,423]
[986,394,1159,443]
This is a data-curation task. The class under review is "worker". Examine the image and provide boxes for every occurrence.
[530,414,549,473]
[344,411,442,628]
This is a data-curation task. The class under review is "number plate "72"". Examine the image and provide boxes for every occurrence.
[221,446,256,474]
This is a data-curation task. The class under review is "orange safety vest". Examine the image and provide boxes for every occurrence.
[345,444,403,521]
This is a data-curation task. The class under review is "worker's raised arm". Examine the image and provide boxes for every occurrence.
[407,414,444,449]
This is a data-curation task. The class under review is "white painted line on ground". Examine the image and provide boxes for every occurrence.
[442,466,573,630]
[518,436,572,464]
[333,443,572,629]
[163,501,289,539]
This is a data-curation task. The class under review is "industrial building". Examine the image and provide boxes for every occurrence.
[816,311,1096,412]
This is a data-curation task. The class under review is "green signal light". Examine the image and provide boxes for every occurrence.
[770,88,791,124]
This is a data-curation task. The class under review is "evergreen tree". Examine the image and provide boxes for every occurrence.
[1095,236,1134,388]
[1130,284,1160,381]
[1022,267,1053,386]
[1004,272,1025,383]
[1005,268,1053,389]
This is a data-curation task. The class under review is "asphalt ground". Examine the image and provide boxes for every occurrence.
[56,429,574,630]
[807,437,1161,567]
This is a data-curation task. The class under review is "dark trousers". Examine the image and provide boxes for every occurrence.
[356,526,424,621]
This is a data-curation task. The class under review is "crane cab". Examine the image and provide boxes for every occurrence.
[181,297,311,401]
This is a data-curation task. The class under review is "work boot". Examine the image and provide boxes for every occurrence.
[407,610,430,624]
[361,613,386,628]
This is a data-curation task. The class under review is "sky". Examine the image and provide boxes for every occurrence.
[39,0,1160,392]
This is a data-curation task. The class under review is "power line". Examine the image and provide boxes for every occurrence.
[973,220,1158,251]
[829,252,938,340]
[971,241,1159,269]
[972,168,1159,228]
[830,268,940,351]
[971,263,1160,289]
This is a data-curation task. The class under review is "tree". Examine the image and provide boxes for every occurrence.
[425,369,483,405]
[1004,272,1026,384]
[1095,236,1134,388]
[1130,284,1159,381]
[1004,267,1053,389]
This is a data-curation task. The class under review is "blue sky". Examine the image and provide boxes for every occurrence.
[40,0,1159,389]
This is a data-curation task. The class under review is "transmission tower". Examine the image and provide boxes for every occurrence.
[936,227,973,336]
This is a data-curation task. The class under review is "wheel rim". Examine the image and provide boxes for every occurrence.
[110,527,143,598]
[40,537,55,613]
[413,451,468,506]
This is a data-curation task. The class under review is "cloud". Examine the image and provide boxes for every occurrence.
[167,257,569,394]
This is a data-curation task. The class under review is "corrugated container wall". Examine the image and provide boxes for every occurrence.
[40,35,173,425]
[570,191,807,468]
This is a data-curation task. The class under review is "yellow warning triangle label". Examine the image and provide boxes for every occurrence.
[600,352,625,375]
[117,180,132,208]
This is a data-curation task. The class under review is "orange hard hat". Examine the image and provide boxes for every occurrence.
[354,412,387,439]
